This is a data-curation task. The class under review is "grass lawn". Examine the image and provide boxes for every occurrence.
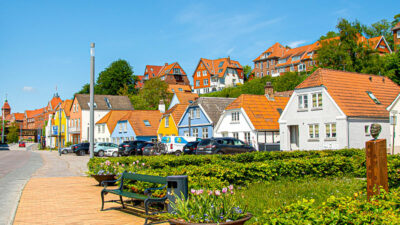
[236,177,366,223]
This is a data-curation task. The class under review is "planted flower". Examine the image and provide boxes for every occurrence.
[168,185,251,225]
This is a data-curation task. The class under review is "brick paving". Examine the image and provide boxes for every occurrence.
[13,176,163,225]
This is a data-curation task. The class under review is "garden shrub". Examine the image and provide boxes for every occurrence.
[256,188,400,224]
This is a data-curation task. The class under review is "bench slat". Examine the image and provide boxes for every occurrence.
[105,189,164,200]
[122,172,167,184]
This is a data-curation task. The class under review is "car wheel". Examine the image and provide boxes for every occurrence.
[62,149,68,154]
[130,151,136,156]
[112,152,118,157]
[175,151,182,156]
[79,150,85,156]
[98,150,104,157]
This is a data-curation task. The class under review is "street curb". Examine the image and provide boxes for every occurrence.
[8,178,29,225]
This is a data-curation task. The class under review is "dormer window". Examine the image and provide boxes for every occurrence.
[173,68,181,74]
[143,120,151,126]
[219,62,224,67]
[278,58,287,64]
[218,69,223,73]
[307,52,313,57]
[366,91,381,104]
[292,56,300,61]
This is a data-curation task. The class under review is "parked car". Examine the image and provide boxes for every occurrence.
[196,137,256,155]
[183,141,199,155]
[61,144,77,154]
[95,142,119,157]
[105,147,119,157]
[19,142,26,148]
[74,143,90,156]
[143,142,165,156]
[161,136,198,156]
[118,140,146,156]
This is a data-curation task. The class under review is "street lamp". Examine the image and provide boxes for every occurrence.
[89,43,95,158]
[391,112,397,155]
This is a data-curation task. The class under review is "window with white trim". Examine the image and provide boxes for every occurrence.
[312,93,322,108]
[203,70,207,76]
[119,123,122,133]
[196,108,200,119]
[165,116,169,127]
[365,125,370,136]
[203,79,208,85]
[298,94,308,110]
[244,132,251,144]
[231,112,239,122]
[233,132,239,139]
[202,128,208,138]
[190,109,194,119]
[196,80,200,87]
[97,125,101,133]
[193,128,198,137]
[197,71,201,77]
[124,122,127,132]
[309,124,319,139]
[397,31,400,38]
[325,123,336,138]
[292,56,300,61]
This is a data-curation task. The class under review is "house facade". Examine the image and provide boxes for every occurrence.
[192,57,244,94]
[393,22,400,51]
[157,104,188,139]
[386,93,400,154]
[279,68,400,151]
[95,110,131,143]
[69,94,134,144]
[214,84,289,151]
[111,110,161,143]
[177,97,235,138]
[253,35,392,78]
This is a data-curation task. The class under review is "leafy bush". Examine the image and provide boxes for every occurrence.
[256,188,400,224]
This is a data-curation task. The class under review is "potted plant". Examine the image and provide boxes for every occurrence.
[168,185,252,225]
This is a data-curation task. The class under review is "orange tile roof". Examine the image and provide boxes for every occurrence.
[145,65,162,78]
[200,57,243,78]
[253,42,286,62]
[25,108,45,118]
[296,68,400,118]
[168,84,192,93]
[225,94,289,130]
[63,99,73,117]
[175,92,199,105]
[121,110,162,136]
[96,110,132,134]
[13,113,24,121]
[163,104,188,125]
[157,62,187,77]
[50,96,62,110]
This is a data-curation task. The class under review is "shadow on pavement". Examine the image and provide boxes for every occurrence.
[0,144,9,151]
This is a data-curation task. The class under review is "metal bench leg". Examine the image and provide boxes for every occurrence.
[144,199,150,225]
[101,190,105,211]
[120,195,125,209]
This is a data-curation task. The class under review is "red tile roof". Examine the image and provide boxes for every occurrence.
[25,108,45,118]
[157,62,187,77]
[50,96,62,111]
[144,65,163,78]
[168,84,192,93]
[296,68,400,118]
[13,113,24,121]
[225,94,289,130]
[163,104,188,125]
[62,99,73,117]
[253,42,286,62]
[2,100,10,110]
[200,57,243,78]
[96,110,132,134]
[121,110,162,136]
[175,92,199,104]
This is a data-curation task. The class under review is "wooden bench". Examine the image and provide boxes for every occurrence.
[101,171,167,224]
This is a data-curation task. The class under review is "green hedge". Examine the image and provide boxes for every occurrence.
[256,188,400,224]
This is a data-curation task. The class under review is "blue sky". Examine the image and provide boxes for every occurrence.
[0,0,399,113]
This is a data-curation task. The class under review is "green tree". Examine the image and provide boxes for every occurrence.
[96,59,135,95]
[383,51,400,84]
[319,31,339,40]
[130,78,171,110]
[7,123,19,143]
[243,65,252,82]
[363,19,393,49]
[273,72,308,92]
[76,83,90,94]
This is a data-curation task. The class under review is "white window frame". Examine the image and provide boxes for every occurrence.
[119,123,122,133]
[102,124,105,133]
[325,123,336,139]
[298,94,308,110]
[231,112,239,122]
[308,124,319,140]
[196,80,200,87]
[202,127,208,138]
[204,79,208,85]
[203,70,207,76]
[312,92,323,109]
[397,31,400,38]
[244,132,250,144]
[124,122,127,132]
[197,71,201,77]
[193,128,198,137]
[165,116,169,127]
[190,109,194,119]
[196,108,200,119]
[233,132,239,139]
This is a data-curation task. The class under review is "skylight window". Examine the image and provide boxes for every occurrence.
[218,69,223,73]
[144,120,151,126]
[219,62,224,67]
[104,97,112,109]
[277,108,283,115]
[366,91,381,104]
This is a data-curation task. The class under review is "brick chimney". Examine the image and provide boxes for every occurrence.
[164,63,168,66]
[265,82,274,101]
[393,22,400,52]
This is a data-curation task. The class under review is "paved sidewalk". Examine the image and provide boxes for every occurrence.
[13,177,151,225]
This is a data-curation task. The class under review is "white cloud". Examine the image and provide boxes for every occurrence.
[22,86,34,92]
[288,40,307,48]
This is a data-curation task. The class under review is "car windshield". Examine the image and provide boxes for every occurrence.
[199,139,211,146]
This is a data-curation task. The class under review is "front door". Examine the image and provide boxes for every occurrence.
[289,125,299,150]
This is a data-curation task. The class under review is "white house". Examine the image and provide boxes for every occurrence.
[214,83,289,150]
[386,93,400,154]
[279,68,400,151]
[95,110,132,143]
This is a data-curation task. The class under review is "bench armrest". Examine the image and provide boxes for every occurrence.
[101,177,121,189]
[144,185,167,196]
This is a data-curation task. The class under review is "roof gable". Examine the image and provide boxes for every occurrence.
[122,110,162,136]
[96,110,132,134]
[191,97,236,125]
[200,57,243,78]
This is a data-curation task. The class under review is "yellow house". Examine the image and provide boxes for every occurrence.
[53,100,73,147]
[157,104,188,140]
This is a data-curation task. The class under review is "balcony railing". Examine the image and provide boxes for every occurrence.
[69,126,80,134]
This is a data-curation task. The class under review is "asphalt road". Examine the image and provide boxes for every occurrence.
[0,143,42,225]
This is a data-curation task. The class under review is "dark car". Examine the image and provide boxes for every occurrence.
[141,142,155,156]
[61,144,78,154]
[74,143,90,156]
[118,140,146,156]
[196,137,256,155]
[183,141,199,155]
